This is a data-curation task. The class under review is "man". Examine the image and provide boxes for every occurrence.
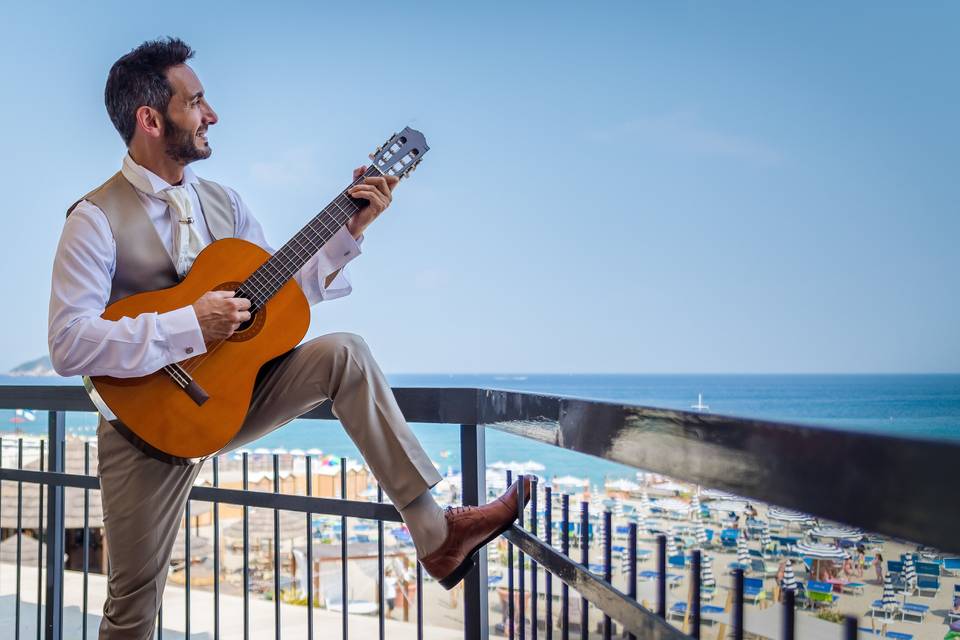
[48,37,528,638]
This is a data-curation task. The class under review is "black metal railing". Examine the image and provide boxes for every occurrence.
[0,384,957,639]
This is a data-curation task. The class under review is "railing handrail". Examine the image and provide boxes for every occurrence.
[1,383,957,554]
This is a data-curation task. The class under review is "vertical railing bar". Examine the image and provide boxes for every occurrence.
[579,501,588,640]
[560,494,569,640]
[844,616,858,640]
[691,549,702,639]
[783,587,796,640]
[460,423,487,640]
[530,478,538,640]
[17,438,23,640]
[377,483,385,640]
[306,455,314,640]
[416,561,423,640]
[185,497,192,638]
[44,411,66,640]
[656,534,666,619]
[213,455,221,640]
[242,452,250,640]
[341,456,348,640]
[58,437,65,638]
[273,453,281,640]
[518,475,526,640]
[602,510,612,640]
[545,485,553,640]
[733,568,744,640]
[627,523,637,640]
[83,441,90,640]
[507,470,515,640]
[157,603,163,640]
[36,441,44,640]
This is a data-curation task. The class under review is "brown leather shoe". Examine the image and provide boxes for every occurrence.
[421,476,532,590]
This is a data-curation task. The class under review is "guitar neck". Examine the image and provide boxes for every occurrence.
[239,164,384,309]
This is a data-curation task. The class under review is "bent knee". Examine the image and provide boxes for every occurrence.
[327,332,371,360]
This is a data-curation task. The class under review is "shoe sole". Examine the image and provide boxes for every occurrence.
[437,485,531,591]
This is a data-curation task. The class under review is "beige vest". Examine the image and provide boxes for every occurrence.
[67,172,235,304]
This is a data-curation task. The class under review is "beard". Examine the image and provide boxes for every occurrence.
[162,113,211,164]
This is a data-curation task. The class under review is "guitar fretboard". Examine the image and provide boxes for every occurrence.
[238,164,382,309]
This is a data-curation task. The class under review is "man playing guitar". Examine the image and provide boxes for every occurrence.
[48,37,528,638]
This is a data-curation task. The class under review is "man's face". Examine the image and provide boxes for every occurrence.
[161,64,218,164]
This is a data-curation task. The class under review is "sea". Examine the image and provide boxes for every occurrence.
[1,373,958,488]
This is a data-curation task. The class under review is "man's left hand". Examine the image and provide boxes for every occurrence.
[346,165,399,238]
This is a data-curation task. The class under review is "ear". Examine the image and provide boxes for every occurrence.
[134,105,164,140]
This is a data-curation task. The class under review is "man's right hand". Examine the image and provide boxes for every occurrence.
[192,290,251,344]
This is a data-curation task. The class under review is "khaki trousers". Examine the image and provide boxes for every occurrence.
[96,332,441,639]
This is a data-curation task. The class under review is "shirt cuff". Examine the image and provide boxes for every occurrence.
[321,226,362,272]
[159,306,207,359]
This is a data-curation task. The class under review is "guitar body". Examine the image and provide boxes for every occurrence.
[88,237,310,463]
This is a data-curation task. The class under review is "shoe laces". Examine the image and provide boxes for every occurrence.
[445,505,473,517]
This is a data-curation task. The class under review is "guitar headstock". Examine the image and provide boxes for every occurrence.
[369,127,429,180]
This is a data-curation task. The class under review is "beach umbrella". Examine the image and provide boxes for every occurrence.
[809,525,863,541]
[782,560,797,591]
[737,532,750,565]
[654,498,689,514]
[881,574,898,609]
[666,536,679,558]
[794,541,846,560]
[759,522,772,552]
[647,480,688,495]
[700,488,740,501]
[767,507,814,525]
[902,555,917,591]
[706,500,748,514]
[640,488,651,510]
[690,492,702,520]
[701,554,716,588]
[694,518,709,548]
[605,478,640,493]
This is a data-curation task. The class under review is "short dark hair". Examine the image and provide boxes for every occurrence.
[104,37,195,145]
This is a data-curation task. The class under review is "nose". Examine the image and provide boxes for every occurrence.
[203,102,218,126]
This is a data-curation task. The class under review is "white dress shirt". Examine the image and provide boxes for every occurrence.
[48,154,362,378]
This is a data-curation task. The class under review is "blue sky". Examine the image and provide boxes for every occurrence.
[2,2,957,373]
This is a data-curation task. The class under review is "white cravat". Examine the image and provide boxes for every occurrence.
[162,186,205,278]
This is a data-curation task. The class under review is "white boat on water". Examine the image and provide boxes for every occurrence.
[691,393,710,412]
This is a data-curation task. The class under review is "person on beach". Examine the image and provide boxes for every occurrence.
[874,552,885,584]
[384,567,398,619]
[842,554,854,579]
[855,544,866,578]
[48,37,530,638]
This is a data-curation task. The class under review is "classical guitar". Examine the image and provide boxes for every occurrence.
[84,128,428,463]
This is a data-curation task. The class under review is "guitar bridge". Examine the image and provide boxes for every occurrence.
[163,363,209,407]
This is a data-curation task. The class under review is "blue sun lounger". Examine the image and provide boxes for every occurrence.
[668,602,725,622]
[639,570,682,588]
[916,575,939,597]
[942,557,960,576]
[900,601,929,623]
[743,577,766,604]
[860,628,913,640]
